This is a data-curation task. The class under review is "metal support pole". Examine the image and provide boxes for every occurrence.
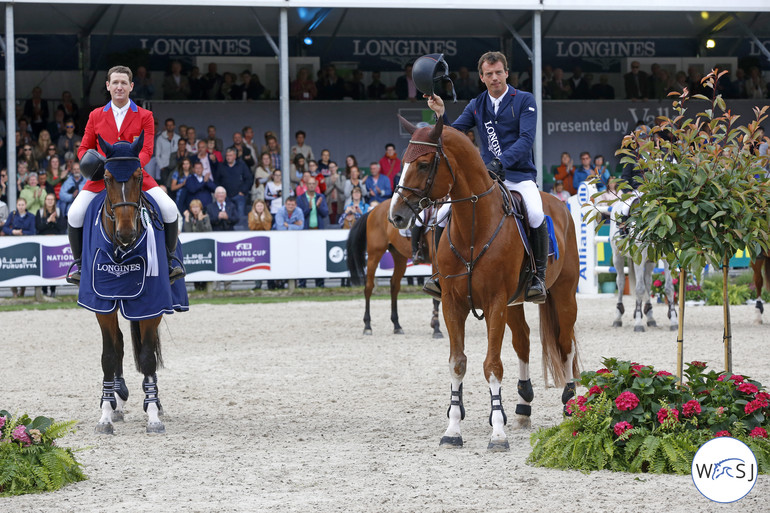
[250,7,280,57]
[6,3,17,209]
[676,268,686,384]
[533,11,543,190]
[279,8,291,200]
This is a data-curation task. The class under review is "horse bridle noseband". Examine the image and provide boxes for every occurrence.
[394,139,455,217]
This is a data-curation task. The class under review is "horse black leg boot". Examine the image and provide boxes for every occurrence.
[423,226,444,300]
[525,221,549,304]
[164,222,185,285]
[410,224,426,264]
[66,225,83,285]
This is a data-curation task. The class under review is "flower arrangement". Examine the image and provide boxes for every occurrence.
[528,359,770,474]
[0,410,86,496]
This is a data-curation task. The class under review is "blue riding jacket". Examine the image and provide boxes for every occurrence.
[445,85,537,183]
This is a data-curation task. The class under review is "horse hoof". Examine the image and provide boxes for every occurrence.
[647,320,657,327]
[439,436,463,448]
[433,331,444,339]
[669,325,677,331]
[513,414,531,430]
[363,328,372,336]
[112,411,125,422]
[487,440,510,452]
[634,326,645,332]
[94,422,114,435]
[394,328,404,335]
[146,422,166,434]
[612,320,622,328]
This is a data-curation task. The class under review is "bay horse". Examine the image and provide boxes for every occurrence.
[389,116,579,451]
[74,133,188,435]
[347,198,443,338]
[751,250,770,324]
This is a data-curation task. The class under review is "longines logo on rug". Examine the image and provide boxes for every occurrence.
[692,437,758,503]
[96,263,141,278]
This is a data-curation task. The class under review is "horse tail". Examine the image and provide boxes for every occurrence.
[764,255,770,298]
[130,320,164,373]
[539,293,579,388]
[346,211,370,287]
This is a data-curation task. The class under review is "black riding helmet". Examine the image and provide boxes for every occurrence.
[412,53,456,102]
[79,149,107,181]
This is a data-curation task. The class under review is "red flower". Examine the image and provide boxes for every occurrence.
[653,279,663,288]
[672,277,678,285]
[572,430,579,437]
[588,385,604,397]
[737,382,759,395]
[655,370,673,377]
[613,421,633,436]
[714,431,731,437]
[682,400,702,418]
[717,375,725,382]
[657,406,680,424]
[566,395,588,415]
[755,392,770,408]
[596,368,611,374]
[690,361,707,368]
[729,374,745,383]
[745,399,764,415]
[615,391,640,411]
[750,427,769,439]
[630,364,645,377]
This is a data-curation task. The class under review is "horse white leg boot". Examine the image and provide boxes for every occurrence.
[143,375,165,434]
[440,382,464,448]
[514,359,533,429]
[95,380,116,435]
[487,375,509,452]
[667,302,678,331]
[633,300,645,332]
[644,302,657,327]
[613,301,624,328]
[112,376,129,422]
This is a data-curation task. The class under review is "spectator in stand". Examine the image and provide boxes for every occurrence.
[568,67,590,99]
[194,140,216,181]
[36,192,66,297]
[687,66,707,96]
[183,199,212,233]
[454,66,480,100]
[265,170,283,216]
[155,117,180,172]
[266,135,282,171]
[275,195,303,231]
[395,62,420,101]
[165,138,196,188]
[23,86,49,137]
[200,63,223,100]
[290,154,308,190]
[554,152,577,196]
[290,67,317,101]
[237,70,265,100]
[162,60,191,100]
[668,71,689,96]
[56,118,81,156]
[33,130,54,163]
[184,160,216,210]
[261,130,280,154]
[346,69,367,100]
[624,61,649,100]
[241,126,257,157]
[131,66,155,101]
[746,66,768,100]
[59,163,85,216]
[207,125,224,153]
[295,171,319,196]
[325,161,345,225]
[47,109,67,142]
[220,72,238,100]
[0,168,8,205]
[0,197,7,226]
[593,155,611,192]
[344,165,367,203]
[316,64,346,100]
[248,198,272,231]
[169,157,193,208]
[206,186,239,231]
[178,124,188,141]
[250,158,269,204]
[591,75,615,100]
[648,63,667,100]
[184,126,200,153]
[317,149,332,175]
[550,180,570,202]
[38,141,59,172]
[573,152,593,191]
[57,90,79,121]
[207,139,223,162]
[230,131,256,169]
[215,147,252,217]
[18,118,35,147]
[367,71,387,100]
[255,152,274,193]
[19,173,46,214]
[343,154,358,179]
[364,162,392,203]
[728,68,748,99]
[297,176,328,229]
[546,68,571,100]
[50,160,68,205]
[3,197,35,297]
[37,169,53,197]
[290,130,314,161]
[341,185,368,223]
[379,143,401,190]
[307,160,324,192]
[188,66,203,100]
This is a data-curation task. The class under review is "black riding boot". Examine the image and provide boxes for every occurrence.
[410,224,427,264]
[66,225,83,285]
[164,221,185,285]
[525,221,549,304]
[423,226,444,300]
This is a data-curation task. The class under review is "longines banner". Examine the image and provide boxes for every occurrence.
[0,232,431,286]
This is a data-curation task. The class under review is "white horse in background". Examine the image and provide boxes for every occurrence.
[606,191,677,332]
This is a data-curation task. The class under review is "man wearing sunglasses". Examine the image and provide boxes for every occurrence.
[56,117,81,156]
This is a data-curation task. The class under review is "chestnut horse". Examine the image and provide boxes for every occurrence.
[751,250,770,324]
[347,198,443,338]
[389,116,579,451]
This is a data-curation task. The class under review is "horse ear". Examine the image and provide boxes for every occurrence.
[97,134,113,156]
[398,115,418,135]
[429,115,444,143]
[131,130,145,156]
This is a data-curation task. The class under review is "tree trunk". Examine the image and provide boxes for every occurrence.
[676,267,686,384]
[722,253,732,373]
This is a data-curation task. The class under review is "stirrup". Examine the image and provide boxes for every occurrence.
[66,260,82,285]
[525,279,547,304]
[411,251,428,265]
[168,255,185,285]
[423,278,442,300]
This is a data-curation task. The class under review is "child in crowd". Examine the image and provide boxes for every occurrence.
[550,179,570,202]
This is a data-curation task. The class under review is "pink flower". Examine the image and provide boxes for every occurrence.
[613,421,633,436]
[682,400,702,418]
[655,370,673,377]
[745,399,764,415]
[755,392,770,406]
[572,431,579,437]
[657,406,679,424]
[729,374,745,383]
[11,425,31,445]
[653,279,663,288]
[596,368,611,374]
[750,427,769,439]
[566,395,588,414]
[0,416,5,430]
[717,375,725,382]
[630,364,645,377]
[615,391,640,411]
[738,382,759,395]
[672,277,679,285]
[714,431,731,438]
[588,385,604,397]
[690,361,707,368]
[716,406,725,416]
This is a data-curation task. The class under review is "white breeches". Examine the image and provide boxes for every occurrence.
[416,203,451,228]
[503,179,544,227]
[67,186,179,228]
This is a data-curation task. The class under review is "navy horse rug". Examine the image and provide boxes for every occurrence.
[78,190,189,320]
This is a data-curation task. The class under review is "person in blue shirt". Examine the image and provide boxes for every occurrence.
[423,51,547,303]
[573,152,593,191]
[295,176,329,230]
[2,197,36,235]
[364,162,392,204]
[592,154,611,192]
[275,196,304,230]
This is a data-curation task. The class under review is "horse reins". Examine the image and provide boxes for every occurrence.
[102,155,152,259]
